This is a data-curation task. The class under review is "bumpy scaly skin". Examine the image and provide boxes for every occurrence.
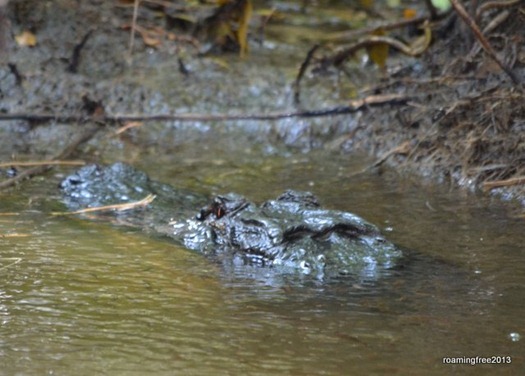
[179,191,402,279]
[59,162,205,222]
[61,163,402,280]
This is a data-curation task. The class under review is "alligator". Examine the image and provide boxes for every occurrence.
[59,162,403,281]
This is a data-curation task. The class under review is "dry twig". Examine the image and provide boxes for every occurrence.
[476,0,522,18]
[115,121,144,135]
[324,28,431,69]
[293,44,320,104]
[482,176,525,191]
[449,0,521,86]
[128,0,140,61]
[467,10,510,59]
[0,160,85,168]
[51,194,156,216]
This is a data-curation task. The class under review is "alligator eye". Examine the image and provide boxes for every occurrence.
[215,206,225,219]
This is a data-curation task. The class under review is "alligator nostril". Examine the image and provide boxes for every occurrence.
[196,208,208,221]
[300,261,311,270]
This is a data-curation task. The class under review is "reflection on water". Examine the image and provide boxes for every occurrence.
[1,147,524,375]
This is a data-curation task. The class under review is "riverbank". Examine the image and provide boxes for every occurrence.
[342,5,525,208]
[0,0,523,211]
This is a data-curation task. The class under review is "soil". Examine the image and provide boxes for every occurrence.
[0,0,524,212]
[338,5,525,209]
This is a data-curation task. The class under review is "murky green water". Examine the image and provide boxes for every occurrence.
[1,138,524,375]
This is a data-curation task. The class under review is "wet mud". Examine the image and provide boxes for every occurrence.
[0,0,523,210]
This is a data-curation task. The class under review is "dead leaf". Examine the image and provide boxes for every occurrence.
[367,28,389,69]
[15,30,37,47]
[403,8,417,19]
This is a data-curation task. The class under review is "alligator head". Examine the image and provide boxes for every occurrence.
[178,190,402,280]
[60,163,402,281]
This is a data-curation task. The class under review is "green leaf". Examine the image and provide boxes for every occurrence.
[431,0,451,12]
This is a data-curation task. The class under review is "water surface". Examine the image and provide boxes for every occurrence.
[1,144,523,375]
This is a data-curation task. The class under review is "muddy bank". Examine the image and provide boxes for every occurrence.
[336,6,525,208]
[0,0,523,210]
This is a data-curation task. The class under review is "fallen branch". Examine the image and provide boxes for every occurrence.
[482,176,525,192]
[51,194,156,216]
[0,94,411,124]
